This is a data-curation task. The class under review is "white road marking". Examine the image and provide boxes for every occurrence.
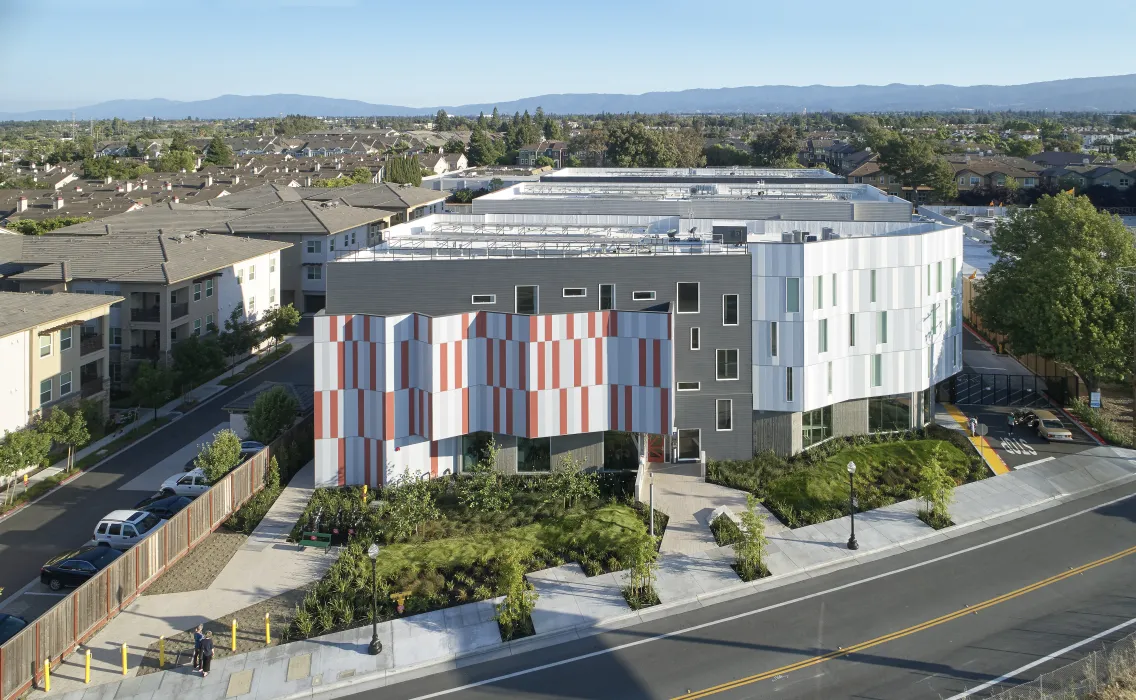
[21,591,66,597]
[945,614,1136,699]
[1014,457,1055,470]
[998,438,1037,456]
[398,487,1136,700]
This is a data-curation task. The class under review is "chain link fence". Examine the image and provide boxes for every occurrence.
[984,629,1136,699]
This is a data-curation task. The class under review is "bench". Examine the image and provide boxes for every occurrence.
[300,532,332,549]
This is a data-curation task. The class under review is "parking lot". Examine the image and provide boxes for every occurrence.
[954,405,1098,470]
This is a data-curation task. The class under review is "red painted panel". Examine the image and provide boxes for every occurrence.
[653,339,662,388]
[357,390,365,438]
[455,340,463,389]
[499,338,507,390]
[551,341,560,390]
[475,312,486,339]
[595,337,603,386]
[505,388,514,435]
[573,339,581,388]
[486,338,495,387]
[566,313,574,340]
[384,392,395,441]
[337,438,345,486]
[545,315,553,342]
[660,388,669,437]
[493,386,501,433]
[440,343,448,392]
[648,434,665,463]
[638,339,647,387]
[527,390,538,438]
[588,312,596,339]
[612,311,619,337]
[329,389,339,439]
[370,341,377,392]
[329,316,337,342]
[624,385,633,434]
[537,341,545,391]
[529,315,538,344]
[559,388,568,435]
[400,341,409,390]
[344,315,354,341]
[506,315,513,341]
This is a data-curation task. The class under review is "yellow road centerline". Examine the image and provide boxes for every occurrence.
[673,543,1136,699]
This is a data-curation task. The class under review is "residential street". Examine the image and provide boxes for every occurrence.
[0,342,313,608]
[346,479,1136,700]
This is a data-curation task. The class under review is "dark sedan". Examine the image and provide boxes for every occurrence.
[137,495,193,519]
[40,546,123,591]
[0,614,27,644]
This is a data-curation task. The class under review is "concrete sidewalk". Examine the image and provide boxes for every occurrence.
[42,461,330,695]
[38,445,1136,700]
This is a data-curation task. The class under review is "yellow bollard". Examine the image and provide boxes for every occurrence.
[232,619,237,652]
[265,612,271,645]
[362,484,368,501]
[44,659,50,692]
[85,649,91,684]
[121,643,128,676]
[159,636,165,668]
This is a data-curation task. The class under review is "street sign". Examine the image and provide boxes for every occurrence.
[1090,391,1102,409]
[976,423,989,437]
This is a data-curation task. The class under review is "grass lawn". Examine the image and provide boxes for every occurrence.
[710,433,985,528]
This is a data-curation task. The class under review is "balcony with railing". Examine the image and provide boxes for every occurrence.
[81,377,108,398]
[170,302,189,320]
[130,346,159,360]
[130,306,161,323]
[80,333,103,356]
[130,291,162,323]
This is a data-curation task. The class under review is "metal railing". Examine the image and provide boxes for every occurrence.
[80,378,107,398]
[79,334,102,356]
[170,302,189,320]
[129,346,158,361]
[130,307,160,323]
[984,628,1136,699]
[0,416,312,700]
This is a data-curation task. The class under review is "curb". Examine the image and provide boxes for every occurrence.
[1055,406,1108,447]
[0,343,304,526]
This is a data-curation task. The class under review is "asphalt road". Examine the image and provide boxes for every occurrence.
[346,479,1136,700]
[0,342,313,605]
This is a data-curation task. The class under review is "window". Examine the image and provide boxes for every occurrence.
[110,327,121,346]
[206,279,214,297]
[206,313,214,330]
[926,264,931,296]
[107,524,121,537]
[599,284,615,311]
[269,289,276,304]
[770,321,778,357]
[831,273,837,307]
[950,297,957,328]
[247,297,256,318]
[306,265,323,280]
[517,436,551,473]
[515,285,538,315]
[39,334,51,357]
[869,394,912,432]
[716,399,733,431]
[677,282,699,313]
[471,294,496,305]
[306,240,322,254]
[815,276,823,309]
[677,381,700,391]
[936,261,942,293]
[722,294,738,325]
[39,378,51,404]
[802,405,832,447]
[818,319,828,353]
[270,257,276,273]
[193,319,201,336]
[871,354,883,387]
[249,265,256,282]
[878,311,888,343]
[193,283,201,301]
[632,291,655,301]
[931,303,937,334]
[237,268,244,284]
[110,361,121,383]
[785,367,794,402]
[328,239,335,252]
[562,287,586,298]
[951,258,958,290]
[870,270,877,303]
[677,429,701,461]
[958,176,965,185]
[786,278,800,313]
[716,349,739,380]
[60,371,72,396]
[350,231,356,245]
[342,234,349,248]
[849,315,856,346]
[827,361,833,395]
[690,327,700,350]
[60,327,72,352]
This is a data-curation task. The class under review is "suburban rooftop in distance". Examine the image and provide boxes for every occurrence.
[540,166,843,184]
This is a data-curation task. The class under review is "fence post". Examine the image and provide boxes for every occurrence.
[43,659,49,693]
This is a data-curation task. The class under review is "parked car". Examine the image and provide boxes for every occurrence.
[93,510,165,550]
[0,614,27,645]
[160,468,210,497]
[137,495,193,519]
[240,441,266,459]
[40,546,122,591]
[1027,409,1074,441]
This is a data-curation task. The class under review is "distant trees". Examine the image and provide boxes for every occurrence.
[158,149,195,173]
[704,143,752,166]
[749,125,802,167]
[876,135,957,201]
[1000,136,1042,158]
[434,110,451,132]
[311,167,372,188]
[604,122,705,168]
[466,127,502,166]
[274,115,323,137]
[82,157,152,180]
[384,156,423,186]
[442,138,466,154]
[10,216,92,235]
[204,135,233,166]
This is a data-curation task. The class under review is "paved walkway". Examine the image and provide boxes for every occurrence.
[647,462,788,554]
[37,445,1136,700]
[43,461,330,695]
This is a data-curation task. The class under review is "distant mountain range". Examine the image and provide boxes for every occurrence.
[5,75,1136,121]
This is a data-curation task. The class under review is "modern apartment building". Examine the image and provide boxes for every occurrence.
[0,291,120,435]
[313,209,964,487]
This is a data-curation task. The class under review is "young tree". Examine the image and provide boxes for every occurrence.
[204,135,233,166]
[170,334,225,397]
[383,468,440,540]
[194,429,243,483]
[916,446,955,526]
[547,454,599,510]
[749,124,802,167]
[246,386,300,444]
[131,363,173,422]
[261,304,301,350]
[622,533,659,608]
[535,155,556,168]
[1001,136,1042,158]
[495,546,537,640]
[458,438,511,513]
[167,130,189,152]
[434,110,451,132]
[158,149,195,173]
[384,156,422,186]
[0,427,51,504]
[40,408,89,471]
[218,308,261,369]
[734,494,769,581]
[974,193,1136,391]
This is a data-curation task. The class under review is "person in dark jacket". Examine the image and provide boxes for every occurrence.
[192,624,204,671]
[200,630,214,676]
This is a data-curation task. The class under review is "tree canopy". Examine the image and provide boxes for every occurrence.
[749,125,801,167]
[204,135,233,166]
[466,127,501,166]
[385,155,423,186]
[10,216,92,236]
[246,386,300,444]
[973,193,1136,390]
[876,135,957,201]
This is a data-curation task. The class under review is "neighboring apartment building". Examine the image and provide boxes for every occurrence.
[0,226,288,387]
[518,142,571,168]
[0,291,120,435]
[1039,162,1136,190]
[312,211,963,487]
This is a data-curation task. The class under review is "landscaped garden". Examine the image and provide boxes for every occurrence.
[708,426,986,529]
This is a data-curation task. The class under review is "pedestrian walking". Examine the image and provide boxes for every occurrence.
[968,416,977,436]
[200,631,214,677]
[1006,411,1015,435]
[192,624,204,671]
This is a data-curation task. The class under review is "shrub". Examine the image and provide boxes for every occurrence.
[546,454,599,510]
[458,439,512,514]
[1068,398,1132,448]
[621,533,660,609]
[383,469,441,541]
[195,429,242,483]
[734,494,770,582]
[495,548,537,641]
[710,513,744,547]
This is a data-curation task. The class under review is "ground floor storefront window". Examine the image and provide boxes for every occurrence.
[462,431,494,472]
[801,405,833,447]
[868,394,913,433]
[517,436,551,472]
[603,431,639,470]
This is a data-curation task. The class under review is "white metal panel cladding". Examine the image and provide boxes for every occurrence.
[314,309,674,486]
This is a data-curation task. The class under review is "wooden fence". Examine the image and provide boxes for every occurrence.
[0,416,312,700]
[962,275,1087,399]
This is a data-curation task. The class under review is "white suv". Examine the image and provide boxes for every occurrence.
[93,510,165,550]
[160,468,210,497]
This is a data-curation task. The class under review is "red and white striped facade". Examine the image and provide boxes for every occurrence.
[314,310,673,486]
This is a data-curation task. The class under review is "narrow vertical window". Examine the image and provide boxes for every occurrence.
[722,294,739,325]
[818,319,828,353]
[870,270,877,303]
[786,278,800,313]
[827,361,833,395]
[931,303,938,333]
[926,264,931,296]
[831,273,837,307]
[872,354,883,387]
[690,327,700,350]
[815,275,823,310]
[599,283,615,311]
[770,321,778,357]
[849,314,856,346]
[515,286,538,314]
[936,261,942,293]
[716,399,733,431]
[785,367,794,402]
[878,311,888,343]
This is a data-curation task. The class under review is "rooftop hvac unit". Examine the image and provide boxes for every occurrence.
[782,232,795,243]
[821,227,836,240]
[804,234,818,243]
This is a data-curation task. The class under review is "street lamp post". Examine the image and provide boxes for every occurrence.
[367,543,382,655]
[847,461,859,550]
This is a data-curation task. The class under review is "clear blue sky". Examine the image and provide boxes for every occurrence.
[4,0,1136,110]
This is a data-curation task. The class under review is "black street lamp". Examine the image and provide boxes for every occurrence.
[367,543,383,655]
[847,461,859,550]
